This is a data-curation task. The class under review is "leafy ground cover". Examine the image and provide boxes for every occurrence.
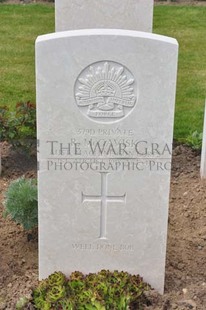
[0,4,205,140]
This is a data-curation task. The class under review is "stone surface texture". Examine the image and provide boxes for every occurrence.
[36,29,178,293]
[200,101,206,178]
[55,0,154,32]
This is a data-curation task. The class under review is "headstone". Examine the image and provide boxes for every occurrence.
[200,101,206,178]
[36,29,178,294]
[55,0,154,33]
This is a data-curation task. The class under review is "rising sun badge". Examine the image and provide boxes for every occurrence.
[74,61,137,123]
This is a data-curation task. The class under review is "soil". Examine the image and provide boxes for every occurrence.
[0,142,205,309]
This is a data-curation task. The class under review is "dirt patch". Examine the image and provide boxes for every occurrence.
[0,143,37,310]
[0,142,206,309]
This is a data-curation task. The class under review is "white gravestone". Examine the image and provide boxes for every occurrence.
[36,29,178,293]
[200,101,206,178]
[55,0,154,33]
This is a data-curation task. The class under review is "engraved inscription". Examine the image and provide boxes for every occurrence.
[72,243,134,252]
[82,172,126,239]
[75,61,137,123]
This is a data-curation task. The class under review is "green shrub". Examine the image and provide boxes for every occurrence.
[186,130,203,150]
[3,177,38,230]
[0,101,36,153]
[30,270,150,310]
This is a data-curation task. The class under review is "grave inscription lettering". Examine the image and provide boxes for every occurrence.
[36,29,178,293]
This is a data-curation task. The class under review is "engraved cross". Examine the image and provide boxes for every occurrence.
[82,172,126,239]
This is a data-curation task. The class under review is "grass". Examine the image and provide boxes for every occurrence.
[0,4,205,141]
[0,4,54,107]
[153,5,206,141]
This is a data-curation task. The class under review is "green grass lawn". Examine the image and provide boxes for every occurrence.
[0,4,54,107]
[154,5,206,141]
[0,4,205,141]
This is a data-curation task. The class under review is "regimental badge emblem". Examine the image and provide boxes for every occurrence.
[74,61,137,123]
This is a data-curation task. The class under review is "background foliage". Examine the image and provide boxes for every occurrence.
[0,101,36,151]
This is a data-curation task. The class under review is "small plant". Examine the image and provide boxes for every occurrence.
[0,105,10,140]
[0,101,36,153]
[3,177,38,230]
[16,297,29,310]
[30,270,150,310]
[186,130,203,150]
